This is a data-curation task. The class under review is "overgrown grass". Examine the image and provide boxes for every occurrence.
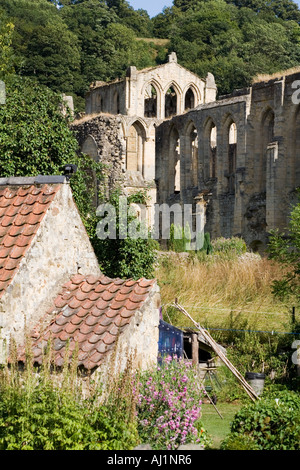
[155,252,294,333]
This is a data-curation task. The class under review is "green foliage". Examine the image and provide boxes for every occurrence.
[0,347,139,450]
[0,74,102,249]
[0,75,78,177]
[221,390,300,450]
[211,236,247,257]
[220,433,259,450]
[167,223,191,252]
[4,0,300,100]
[268,199,300,304]
[0,0,158,105]
[0,374,137,450]
[0,383,96,450]
[200,233,213,255]
[106,0,153,37]
[156,0,300,95]
[225,0,300,22]
[0,16,14,78]
[94,189,159,279]
[0,0,81,93]
[101,23,157,80]
[213,318,298,403]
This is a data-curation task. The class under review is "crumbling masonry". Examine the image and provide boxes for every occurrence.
[72,53,300,251]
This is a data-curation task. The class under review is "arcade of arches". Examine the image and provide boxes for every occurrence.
[75,56,300,252]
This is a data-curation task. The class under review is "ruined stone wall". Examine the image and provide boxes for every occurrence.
[71,114,126,197]
[85,80,126,115]
[155,94,250,243]
[78,58,300,250]
[85,53,216,120]
[156,71,300,251]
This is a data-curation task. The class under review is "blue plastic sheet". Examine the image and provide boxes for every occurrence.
[158,320,183,359]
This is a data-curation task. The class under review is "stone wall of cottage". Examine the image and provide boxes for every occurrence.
[0,183,101,353]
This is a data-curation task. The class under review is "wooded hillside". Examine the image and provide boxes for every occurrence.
[2,0,300,109]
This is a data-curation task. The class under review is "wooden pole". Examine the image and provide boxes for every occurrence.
[191,332,198,366]
[172,301,260,402]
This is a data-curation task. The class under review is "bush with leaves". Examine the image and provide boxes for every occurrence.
[167,223,191,253]
[94,189,159,279]
[0,75,78,177]
[221,390,300,450]
[211,236,247,257]
[0,342,139,450]
[200,232,213,255]
[268,198,300,304]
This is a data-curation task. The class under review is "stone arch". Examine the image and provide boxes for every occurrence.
[144,82,158,118]
[164,82,181,118]
[81,135,98,160]
[184,88,195,111]
[183,84,200,111]
[184,120,198,187]
[259,107,275,193]
[113,90,120,114]
[168,125,181,194]
[203,118,217,180]
[222,116,237,194]
[229,121,237,144]
[126,120,146,175]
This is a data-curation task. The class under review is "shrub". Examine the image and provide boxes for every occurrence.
[0,377,140,450]
[168,223,191,252]
[135,356,211,450]
[211,237,247,257]
[94,189,159,279]
[200,233,213,255]
[220,434,259,450]
[221,390,300,450]
[0,382,99,450]
[0,351,139,450]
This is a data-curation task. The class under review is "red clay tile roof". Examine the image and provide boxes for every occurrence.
[22,274,157,370]
[0,184,61,297]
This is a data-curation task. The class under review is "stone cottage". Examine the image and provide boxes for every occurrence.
[0,175,160,375]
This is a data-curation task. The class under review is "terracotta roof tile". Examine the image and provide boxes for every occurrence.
[23,274,157,370]
[70,314,84,326]
[0,183,61,297]
[85,314,100,326]
[99,315,114,327]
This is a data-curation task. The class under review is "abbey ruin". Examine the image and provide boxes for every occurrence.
[72,52,300,252]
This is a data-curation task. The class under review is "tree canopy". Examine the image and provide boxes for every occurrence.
[268,198,300,304]
[1,0,300,100]
[157,0,300,94]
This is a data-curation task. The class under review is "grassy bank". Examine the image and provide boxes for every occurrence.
[155,252,294,333]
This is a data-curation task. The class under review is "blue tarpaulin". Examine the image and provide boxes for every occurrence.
[158,320,183,359]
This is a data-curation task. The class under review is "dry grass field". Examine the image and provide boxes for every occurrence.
[155,252,294,333]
